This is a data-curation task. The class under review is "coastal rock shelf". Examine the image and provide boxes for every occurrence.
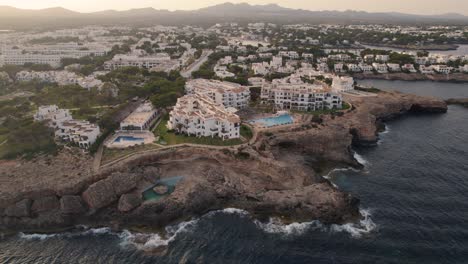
[0,91,447,233]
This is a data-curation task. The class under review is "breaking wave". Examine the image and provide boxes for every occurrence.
[254,209,377,239]
[18,227,114,241]
[353,152,370,166]
[330,209,377,238]
[119,219,199,251]
[18,208,376,251]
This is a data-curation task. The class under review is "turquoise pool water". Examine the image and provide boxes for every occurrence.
[249,114,294,127]
[142,176,184,201]
[114,136,144,143]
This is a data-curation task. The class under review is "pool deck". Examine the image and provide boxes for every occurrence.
[105,131,156,149]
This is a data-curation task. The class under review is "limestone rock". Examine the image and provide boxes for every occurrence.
[31,196,60,214]
[5,199,32,217]
[153,185,169,195]
[60,195,86,214]
[82,180,117,209]
[118,193,142,212]
[109,172,140,196]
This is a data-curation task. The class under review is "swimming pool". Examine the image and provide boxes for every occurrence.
[114,136,145,143]
[249,114,294,127]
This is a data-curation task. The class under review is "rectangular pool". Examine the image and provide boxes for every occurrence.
[114,136,145,143]
[249,114,294,128]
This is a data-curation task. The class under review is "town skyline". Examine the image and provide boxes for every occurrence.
[1,0,468,16]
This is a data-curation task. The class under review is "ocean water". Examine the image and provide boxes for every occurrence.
[1,81,468,263]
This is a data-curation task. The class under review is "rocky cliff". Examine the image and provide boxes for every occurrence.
[0,91,447,233]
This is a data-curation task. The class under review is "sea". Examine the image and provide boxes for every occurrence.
[362,44,468,56]
[1,80,468,263]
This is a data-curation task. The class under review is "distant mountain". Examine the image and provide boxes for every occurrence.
[0,3,467,29]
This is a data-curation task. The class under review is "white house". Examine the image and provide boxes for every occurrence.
[387,63,401,72]
[372,63,388,73]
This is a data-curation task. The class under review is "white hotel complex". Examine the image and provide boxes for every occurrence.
[34,105,100,149]
[120,102,158,131]
[185,79,250,109]
[167,94,241,140]
[103,53,180,72]
[261,77,343,111]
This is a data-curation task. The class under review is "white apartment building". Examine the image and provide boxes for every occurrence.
[387,63,401,72]
[432,65,452,74]
[16,70,102,89]
[347,64,361,72]
[104,54,180,72]
[419,65,434,74]
[402,64,417,73]
[185,79,250,110]
[2,53,62,68]
[334,63,345,73]
[375,55,390,62]
[372,63,388,73]
[167,94,241,140]
[34,105,100,149]
[359,64,374,73]
[55,120,100,149]
[261,78,342,111]
[332,76,355,92]
[120,102,158,131]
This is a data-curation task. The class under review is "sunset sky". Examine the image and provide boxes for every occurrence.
[1,0,467,15]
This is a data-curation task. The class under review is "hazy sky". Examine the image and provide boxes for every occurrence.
[1,0,468,15]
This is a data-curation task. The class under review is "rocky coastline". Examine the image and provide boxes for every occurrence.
[353,72,468,83]
[0,91,448,236]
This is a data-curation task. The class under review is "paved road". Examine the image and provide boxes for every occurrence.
[181,49,213,78]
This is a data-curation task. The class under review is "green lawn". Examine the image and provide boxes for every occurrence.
[154,116,250,146]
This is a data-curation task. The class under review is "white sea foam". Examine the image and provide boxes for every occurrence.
[353,152,369,166]
[330,209,377,238]
[254,218,323,236]
[119,219,199,251]
[254,209,377,239]
[18,227,115,241]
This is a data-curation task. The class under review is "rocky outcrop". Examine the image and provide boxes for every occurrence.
[82,172,141,210]
[60,195,87,215]
[5,199,32,217]
[118,194,142,212]
[31,196,60,214]
[82,179,117,210]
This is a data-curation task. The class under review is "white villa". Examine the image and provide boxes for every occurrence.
[167,94,241,140]
[185,79,250,110]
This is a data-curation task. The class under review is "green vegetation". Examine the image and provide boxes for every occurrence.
[154,115,246,146]
[389,52,415,65]
[355,86,382,93]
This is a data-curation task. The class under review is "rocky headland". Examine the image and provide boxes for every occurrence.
[353,72,468,83]
[0,91,447,235]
